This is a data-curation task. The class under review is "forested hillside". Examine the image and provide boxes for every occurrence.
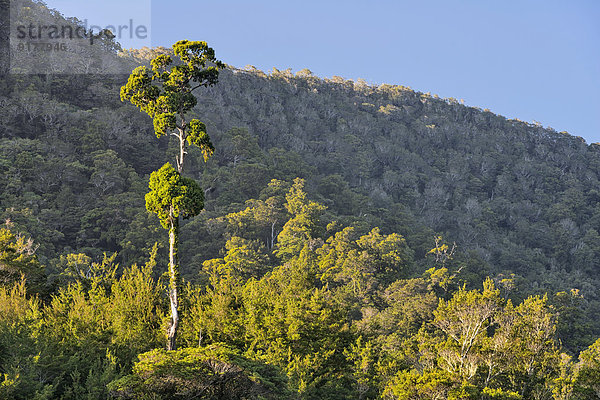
[1,1,600,399]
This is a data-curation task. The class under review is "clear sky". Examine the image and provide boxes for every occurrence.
[44,0,600,143]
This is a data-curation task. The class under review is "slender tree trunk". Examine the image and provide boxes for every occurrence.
[168,132,186,351]
[177,127,186,173]
[167,211,180,351]
[270,220,276,249]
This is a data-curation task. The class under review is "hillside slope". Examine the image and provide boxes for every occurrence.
[198,66,600,295]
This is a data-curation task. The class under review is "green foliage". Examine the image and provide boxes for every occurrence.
[44,261,163,367]
[224,178,290,249]
[383,369,456,400]
[0,245,166,399]
[317,226,413,305]
[363,276,438,361]
[431,278,504,380]
[0,225,45,294]
[275,178,327,260]
[0,279,51,399]
[51,252,118,289]
[182,225,356,398]
[108,249,165,364]
[384,281,561,399]
[202,236,269,282]
[573,338,600,398]
[482,387,522,399]
[145,163,204,229]
[108,345,293,400]
[186,119,214,162]
[343,337,379,399]
[120,40,222,164]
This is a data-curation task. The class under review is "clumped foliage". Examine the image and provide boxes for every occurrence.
[0,249,163,399]
[120,39,222,171]
[108,345,293,400]
[145,163,204,229]
[0,225,45,294]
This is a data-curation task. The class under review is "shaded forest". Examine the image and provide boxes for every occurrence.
[1,1,600,399]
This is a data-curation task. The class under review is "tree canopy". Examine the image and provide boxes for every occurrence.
[145,162,204,229]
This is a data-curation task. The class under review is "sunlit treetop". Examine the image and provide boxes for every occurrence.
[120,40,224,119]
[120,40,224,165]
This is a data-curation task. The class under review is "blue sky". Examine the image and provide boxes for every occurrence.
[45,0,600,143]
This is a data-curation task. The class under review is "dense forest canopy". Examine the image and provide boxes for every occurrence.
[1,1,600,399]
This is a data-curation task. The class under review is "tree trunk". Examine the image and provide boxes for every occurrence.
[177,128,186,173]
[167,213,180,350]
[270,220,276,249]
[169,132,186,350]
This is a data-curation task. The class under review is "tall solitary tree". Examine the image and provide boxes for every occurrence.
[121,40,224,350]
